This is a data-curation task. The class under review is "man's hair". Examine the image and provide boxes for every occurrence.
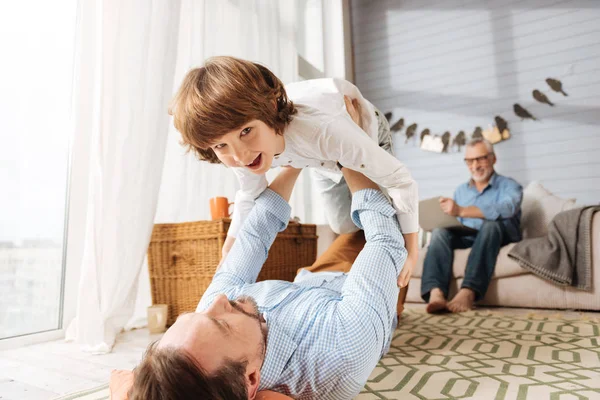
[466,137,494,154]
[129,341,248,400]
[169,56,297,164]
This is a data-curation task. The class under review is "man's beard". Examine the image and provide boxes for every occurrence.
[233,296,268,359]
[472,168,492,182]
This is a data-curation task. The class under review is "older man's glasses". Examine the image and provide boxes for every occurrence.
[464,153,491,166]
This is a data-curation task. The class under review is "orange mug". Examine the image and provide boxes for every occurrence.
[210,197,234,220]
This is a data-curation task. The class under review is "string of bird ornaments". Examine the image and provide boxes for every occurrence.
[385,77,568,154]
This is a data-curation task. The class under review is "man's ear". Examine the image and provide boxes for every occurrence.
[247,369,261,400]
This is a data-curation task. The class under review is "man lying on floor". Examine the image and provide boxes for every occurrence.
[128,165,408,400]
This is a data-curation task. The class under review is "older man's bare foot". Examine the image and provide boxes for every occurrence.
[426,288,447,313]
[447,288,475,313]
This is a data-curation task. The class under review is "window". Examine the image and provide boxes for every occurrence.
[297,0,325,80]
[0,1,77,340]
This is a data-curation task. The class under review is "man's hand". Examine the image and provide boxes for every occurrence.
[439,197,461,217]
[219,235,236,269]
[219,167,302,268]
[344,95,363,130]
[269,166,302,202]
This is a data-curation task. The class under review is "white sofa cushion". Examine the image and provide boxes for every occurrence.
[520,181,577,239]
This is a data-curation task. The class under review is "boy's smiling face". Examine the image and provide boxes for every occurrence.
[210,119,284,175]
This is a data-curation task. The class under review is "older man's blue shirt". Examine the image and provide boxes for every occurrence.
[454,173,523,242]
[196,188,406,400]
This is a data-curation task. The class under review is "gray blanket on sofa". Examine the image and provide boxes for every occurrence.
[508,206,600,291]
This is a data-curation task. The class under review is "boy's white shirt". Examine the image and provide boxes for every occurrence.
[228,78,419,237]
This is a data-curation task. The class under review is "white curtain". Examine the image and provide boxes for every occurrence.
[155,0,298,225]
[67,0,313,352]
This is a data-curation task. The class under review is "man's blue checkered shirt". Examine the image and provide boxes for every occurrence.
[197,188,407,399]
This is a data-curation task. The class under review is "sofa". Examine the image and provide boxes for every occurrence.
[316,182,599,311]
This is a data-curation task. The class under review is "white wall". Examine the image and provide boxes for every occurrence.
[351,0,600,204]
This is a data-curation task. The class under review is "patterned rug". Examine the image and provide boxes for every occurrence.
[55,309,600,400]
[358,309,600,400]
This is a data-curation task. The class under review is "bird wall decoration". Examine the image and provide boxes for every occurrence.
[419,128,430,144]
[532,89,554,106]
[452,131,466,151]
[405,123,417,143]
[390,118,404,133]
[546,78,568,96]
[441,132,451,153]
[383,75,570,155]
[513,103,537,121]
[494,116,509,137]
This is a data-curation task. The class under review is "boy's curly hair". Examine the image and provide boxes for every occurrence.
[169,56,297,164]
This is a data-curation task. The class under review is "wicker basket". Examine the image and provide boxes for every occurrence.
[147,219,317,325]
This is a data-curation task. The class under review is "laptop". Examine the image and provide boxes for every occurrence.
[419,196,478,234]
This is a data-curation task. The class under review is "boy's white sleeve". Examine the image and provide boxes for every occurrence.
[228,167,268,238]
[319,114,419,233]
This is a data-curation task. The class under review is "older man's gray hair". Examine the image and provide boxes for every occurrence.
[466,137,494,154]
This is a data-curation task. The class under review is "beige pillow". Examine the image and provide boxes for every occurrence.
[521,182,577,239]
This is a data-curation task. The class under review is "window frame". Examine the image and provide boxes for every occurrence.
[297,0,354,82]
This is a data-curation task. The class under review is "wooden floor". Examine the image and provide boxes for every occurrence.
[1,304,598,400]
[0,329,163,400]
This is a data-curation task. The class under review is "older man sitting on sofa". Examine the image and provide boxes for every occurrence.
[423,138,523,313]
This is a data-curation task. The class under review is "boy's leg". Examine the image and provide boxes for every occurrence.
[311,107,394,234]
[311,170,359,235]
[301,230,366,274]
[374,108,394,154]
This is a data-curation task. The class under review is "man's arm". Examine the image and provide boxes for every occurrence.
[440,197,486,219]
[337,167,406,370]
[209,168,302,289]
[458,205,486,219]
[440,179,523,220]
[474,179,523,220]
[221,168,269,262]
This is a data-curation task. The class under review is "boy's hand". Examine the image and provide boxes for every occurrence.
[398,242,418,288]
[344,95,363,130]
[398,232,418,288]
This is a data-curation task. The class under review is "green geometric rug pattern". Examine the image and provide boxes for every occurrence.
[357,309,600,400]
